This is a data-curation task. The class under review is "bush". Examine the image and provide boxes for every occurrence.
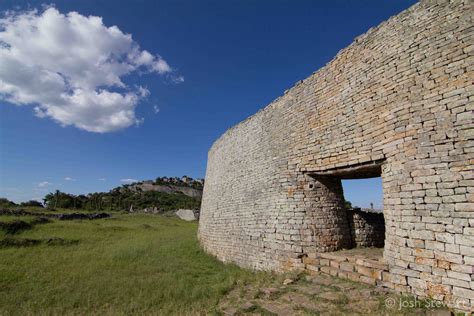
[20,200,44,208]
[0,198,16,208]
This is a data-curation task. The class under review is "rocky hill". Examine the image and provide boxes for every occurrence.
[127,181,202,199]
[122,176,204,199]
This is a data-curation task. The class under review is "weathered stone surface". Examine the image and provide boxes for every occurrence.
[199,0,473,311]
[175,209,197,221]
[282,278,294,285]
[348,208,385,248]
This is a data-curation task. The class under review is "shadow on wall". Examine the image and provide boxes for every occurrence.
[346,208,385,248]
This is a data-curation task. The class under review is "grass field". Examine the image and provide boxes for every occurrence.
[0,212,451,315]
[0,213,277,315]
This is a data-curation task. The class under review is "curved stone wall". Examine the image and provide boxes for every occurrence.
[199,0,473,309]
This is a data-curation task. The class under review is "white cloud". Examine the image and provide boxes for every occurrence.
[38,181,51,188]
[98,177,106,181]
[153,105,160,114]
[120,178,138,183]
[172,75,184,84]
[0,8,182,133]
[64,177,76,181]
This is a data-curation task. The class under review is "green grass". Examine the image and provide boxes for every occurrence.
[0,215,38,222]
[0,213,274,315]
[1,206,121,214]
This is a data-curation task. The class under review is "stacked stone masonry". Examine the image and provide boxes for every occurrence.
[348,208,385,248]
[304,251,391,288]
[199,0,473,311]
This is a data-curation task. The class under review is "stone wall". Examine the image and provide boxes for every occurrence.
[348,208,385,248]
[199,0,473,311]
[304,250,391,287]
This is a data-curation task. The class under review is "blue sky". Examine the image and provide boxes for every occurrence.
[0,0,416,205]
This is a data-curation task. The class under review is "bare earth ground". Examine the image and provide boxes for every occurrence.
[218,273,452,316]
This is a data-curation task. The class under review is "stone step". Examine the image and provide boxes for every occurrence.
[304,251,390,288]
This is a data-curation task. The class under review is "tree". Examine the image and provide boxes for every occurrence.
[344,200,352,210]
[20,200,43,208]
[44,190,76,209]
[0,198,17,208]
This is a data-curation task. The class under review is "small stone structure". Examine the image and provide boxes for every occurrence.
[348,208,385,248]
[199,1,473,311]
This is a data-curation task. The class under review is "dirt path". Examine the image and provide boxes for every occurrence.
[218,274,452,315]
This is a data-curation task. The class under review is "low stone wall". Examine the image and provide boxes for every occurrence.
[348,208,385,248]
[304,251,389,287]
[303,251,472,312]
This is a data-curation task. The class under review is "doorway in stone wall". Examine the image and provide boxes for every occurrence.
[342,176,385,249]
[308,160,388,281]
[310,160,386,252]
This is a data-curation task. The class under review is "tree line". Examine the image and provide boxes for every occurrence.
[42,188,201,212]
[1,186,201,212]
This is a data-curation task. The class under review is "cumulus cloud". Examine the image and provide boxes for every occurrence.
[64,177,76,181]
[38,181,51,188]
[0,8,181,132]
[153,105,160,114]
[120,178,138,183]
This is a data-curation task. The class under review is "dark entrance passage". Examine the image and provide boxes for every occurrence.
[343,177,384,249]
[310,160,385,250]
